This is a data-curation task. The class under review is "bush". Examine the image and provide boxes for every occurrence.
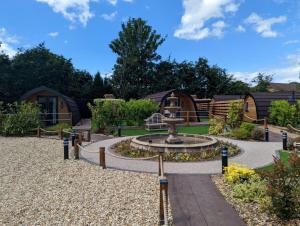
[251,127,264,141]
[1,102,41,136]
[88,99,125,133]
[230,122,255,140]
[208,118,224,135]
[227,101,243,129]
[225,163,256,183]
[287,136,300,150]
[265,152,300,219]
[88,99,158,133]
[123,99,159,126]
[269,100,299,127]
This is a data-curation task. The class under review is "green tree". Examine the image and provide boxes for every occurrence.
[0,53,12,102]
[252,73,273,92]
[109,18,165,99]
[91,72,104,99]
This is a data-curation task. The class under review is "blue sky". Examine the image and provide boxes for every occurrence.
[1,0,300,83]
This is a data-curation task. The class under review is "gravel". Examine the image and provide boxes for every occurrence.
[212,175,300,226]
[0,137,171,225]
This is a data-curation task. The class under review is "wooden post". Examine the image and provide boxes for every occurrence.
[74,139,79,160]
[159,178,168,225]
[186,111,190,126]
[37,127,41,138]
[78,132,83,145]
[59,128,63,140]
[87,130,91,142]
[99,147,106,169]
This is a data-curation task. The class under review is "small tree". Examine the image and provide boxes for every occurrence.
[227,101,243,128]
[251,73,273,92]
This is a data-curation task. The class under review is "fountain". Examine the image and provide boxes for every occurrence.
[163,92,184,144]
[130,92,217,153]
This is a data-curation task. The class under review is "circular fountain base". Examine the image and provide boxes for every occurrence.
[130,134,217,153]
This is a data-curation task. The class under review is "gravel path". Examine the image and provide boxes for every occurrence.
[0,137,163,225]
[81,137,282,174]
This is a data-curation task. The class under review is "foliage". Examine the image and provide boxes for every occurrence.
[1,102,40,136]
[109,18,165,99]
[230,122,255,140]
[0,44,112,103]
[225,163,255,183]
[232,174,268,203]
[123,99,159,126]
[251,127,265,141]
[265,152,300,219]
[287,136,300,150]
[88,99,125,133]
[251,73,273,92]
[46,123,71,131]
[208,118,225,135]
[114,140,240,162]
[269,100,299,127]
[227,101,243,129]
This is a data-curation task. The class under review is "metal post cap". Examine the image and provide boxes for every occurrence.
[160,178,168,184]
[63,138,68,145]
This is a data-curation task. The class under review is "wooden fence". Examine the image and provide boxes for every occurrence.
[209,99,243,118]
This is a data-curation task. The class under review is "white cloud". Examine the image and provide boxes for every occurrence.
[174,0,240,40]
[101,11,117,21]
[107,0,117,5]
[48,31,59,37]
[232,51,300,83]
[0,28,19,58]
[245,13,287,38]
[123,0,133,2]
[284,40,299,45]
[236,25,245,32]
[36,0,96,26]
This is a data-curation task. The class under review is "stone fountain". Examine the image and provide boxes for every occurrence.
[163,92,184,144]
[130,92,217,153]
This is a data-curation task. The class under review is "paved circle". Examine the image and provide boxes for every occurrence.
[80,137,282,174]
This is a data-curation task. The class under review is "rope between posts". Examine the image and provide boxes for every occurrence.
[244,114,265,123]
[160,156,164,177]
[162,189,168,226]
[106,150,159,160]
[40,128,58,133]
[77,144,99,153]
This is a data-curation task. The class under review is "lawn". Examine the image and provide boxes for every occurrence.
[121,125,209,136]
[256,151,292,172]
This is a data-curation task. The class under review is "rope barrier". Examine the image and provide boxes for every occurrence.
[40,128,58,133]
[287,124,300,133]
[77,144,98,153]
[159,155,164,177]
[243,114,265,123]
[106,150,159,160]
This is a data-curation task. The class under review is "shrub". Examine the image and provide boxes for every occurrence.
[227,101,243,129]
[123,99,159,126]
[230,122,255,140]
[269,100,299,127]
[1,102,41,136]
[251,127,264,141]
[88,99,125,133]
[265,152,300,219]
[287,136,300,150]
[209,118,224,135]
[225,163,256,183]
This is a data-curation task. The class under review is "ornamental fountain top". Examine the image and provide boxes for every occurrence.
[162,92,184,144]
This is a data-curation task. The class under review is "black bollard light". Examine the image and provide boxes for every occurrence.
[63,138,69,160]
[71,131,75,146]
[282,132,288,150]
[118,125,121,137]
[221,146,228,174]
[265,127,269,142]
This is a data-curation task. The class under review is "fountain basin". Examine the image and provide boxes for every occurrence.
[130,134,217,153]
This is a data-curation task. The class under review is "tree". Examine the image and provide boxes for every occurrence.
[226,80,250,95]
[0,53,12,102]
[109,18,165,99]
[92,72,104,98]
[252,73,273,92]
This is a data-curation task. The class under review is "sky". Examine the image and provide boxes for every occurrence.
[1,0,300,83]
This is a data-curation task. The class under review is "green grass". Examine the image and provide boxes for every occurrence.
[121,125,209,136]
[256,151,292,172]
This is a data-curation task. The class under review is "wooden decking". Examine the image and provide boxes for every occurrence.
[167,174,246,226]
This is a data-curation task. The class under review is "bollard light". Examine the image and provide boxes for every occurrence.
[63,138,69,160]
[221,146,228,174]
[71,131,75,146]
[118,125,122,137]
[282,132,288,150]
[265,127,269,142]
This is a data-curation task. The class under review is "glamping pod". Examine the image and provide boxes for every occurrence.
[20,86,81,126]
[244,92,300,121]
[144,89,199,122]
[209,95,244,117]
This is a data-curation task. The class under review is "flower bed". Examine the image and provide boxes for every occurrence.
[111,139,241,162]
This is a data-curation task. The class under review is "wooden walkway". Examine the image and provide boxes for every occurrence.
[167,174,246,226]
